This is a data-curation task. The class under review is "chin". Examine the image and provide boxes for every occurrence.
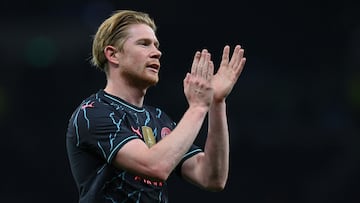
[149,80,159,87]
[148,76,159,85]
[143,77,159,87]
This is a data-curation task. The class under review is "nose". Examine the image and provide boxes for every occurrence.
[151,46,162,59]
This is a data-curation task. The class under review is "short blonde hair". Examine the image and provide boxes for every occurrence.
[91,10,157,72]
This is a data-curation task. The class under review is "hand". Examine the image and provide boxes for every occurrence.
[212,45,246,102]
[183,49,214,109]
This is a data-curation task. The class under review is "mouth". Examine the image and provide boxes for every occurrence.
[146,63,160,73]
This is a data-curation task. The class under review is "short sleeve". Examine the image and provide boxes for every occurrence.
[174,144,203,177]
[74,100,139,164]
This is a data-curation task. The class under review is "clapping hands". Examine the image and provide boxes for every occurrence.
[184,45,246,109]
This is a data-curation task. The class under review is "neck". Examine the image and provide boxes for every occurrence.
[104,78,147,108]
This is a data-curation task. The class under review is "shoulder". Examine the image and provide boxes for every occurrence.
[80,92,111,112]
[71,91,125,121]
[144,105,166,117]
[144,105,176,126]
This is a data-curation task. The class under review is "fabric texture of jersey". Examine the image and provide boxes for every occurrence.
[66,89,202,203]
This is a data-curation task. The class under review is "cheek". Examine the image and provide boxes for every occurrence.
[125,52,145,66]
[119,54,138,69]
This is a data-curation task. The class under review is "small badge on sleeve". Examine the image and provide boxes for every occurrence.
[142,126,156,148]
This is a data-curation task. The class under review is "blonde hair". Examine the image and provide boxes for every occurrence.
[91,10,157,72]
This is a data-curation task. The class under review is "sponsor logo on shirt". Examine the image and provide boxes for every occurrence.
[134,175,164,187]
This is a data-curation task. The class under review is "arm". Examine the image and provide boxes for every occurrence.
[113,49,214,181]
[181,45,246,191]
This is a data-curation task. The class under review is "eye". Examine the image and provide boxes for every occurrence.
[138,39,151,46]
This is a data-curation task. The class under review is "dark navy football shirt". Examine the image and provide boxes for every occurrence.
[66,89,202,203]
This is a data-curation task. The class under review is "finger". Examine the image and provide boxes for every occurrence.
[202,52,211,79]
[183,73,190,95]
[191,51,201,74]
[229,45,242,69]
[235,57,246,78]
[234,47,245,75]
[207,60,214,80]
[220,45,230,67]
[183,73,191,90]
[197,49,208,77]
[184,72,190,83]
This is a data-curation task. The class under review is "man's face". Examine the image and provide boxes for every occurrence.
[117,24,162,88]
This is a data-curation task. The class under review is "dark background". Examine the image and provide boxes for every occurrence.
[1,0,359,202]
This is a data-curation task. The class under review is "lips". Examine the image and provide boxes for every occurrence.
[148,63,160,69]
[146,63,160,72]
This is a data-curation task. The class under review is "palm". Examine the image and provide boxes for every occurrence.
[212,45,246,102]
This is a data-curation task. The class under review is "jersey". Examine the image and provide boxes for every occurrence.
[66,89,202,203]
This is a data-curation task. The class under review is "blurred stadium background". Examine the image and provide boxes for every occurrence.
[0,0,359,202]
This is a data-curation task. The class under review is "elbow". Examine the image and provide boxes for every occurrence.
[202,175,228,192]
[147,162,173,182]
[205,181,227,192]
[151,170,170,182]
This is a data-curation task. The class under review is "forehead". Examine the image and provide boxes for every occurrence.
[126,24,158,42]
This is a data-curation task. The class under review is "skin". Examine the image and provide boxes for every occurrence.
[103,23,246,191]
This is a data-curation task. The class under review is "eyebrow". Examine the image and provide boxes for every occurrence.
[137,38,160,48]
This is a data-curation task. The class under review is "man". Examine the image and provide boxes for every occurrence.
[66,9,246,202]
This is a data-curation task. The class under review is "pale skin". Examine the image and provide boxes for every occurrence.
[103,23,246,191]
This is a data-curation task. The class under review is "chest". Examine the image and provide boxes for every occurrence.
[124,109,173,147]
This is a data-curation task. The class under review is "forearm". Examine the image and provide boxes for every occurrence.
[150,105,208,177]
[203,101,229,184]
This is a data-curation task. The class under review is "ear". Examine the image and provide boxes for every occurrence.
[104,45,119,65]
